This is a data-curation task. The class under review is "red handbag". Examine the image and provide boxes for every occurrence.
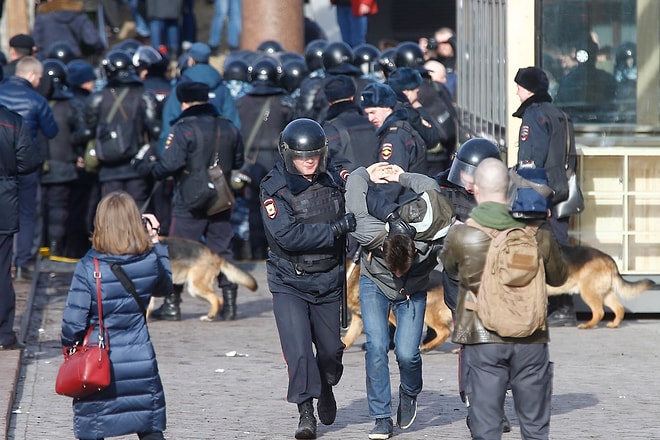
[55,258,111,398]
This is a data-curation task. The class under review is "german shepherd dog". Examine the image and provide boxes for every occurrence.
[343,244,655,352]
[547,244,655,329]
[147,237,258,321]
[342,260,454,353]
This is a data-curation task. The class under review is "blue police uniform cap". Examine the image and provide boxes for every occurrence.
[360,82,397,108]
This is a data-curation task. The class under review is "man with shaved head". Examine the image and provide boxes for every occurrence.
[441,158,567,439]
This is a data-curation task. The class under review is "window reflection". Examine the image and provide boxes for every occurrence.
[540,0,638,124]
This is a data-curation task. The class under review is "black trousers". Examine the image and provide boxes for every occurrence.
[272,292,344,404]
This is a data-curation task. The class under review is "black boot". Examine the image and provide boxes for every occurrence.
[221,285,237,320]
[295,398,317,439]
[151,285,182,321]
[317,381,336,425]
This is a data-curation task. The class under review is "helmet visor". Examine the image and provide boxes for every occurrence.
[447,158,477,190]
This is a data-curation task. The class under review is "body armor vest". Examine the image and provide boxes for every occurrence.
[268,181,344,273]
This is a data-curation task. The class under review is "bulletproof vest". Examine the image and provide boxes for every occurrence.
[325,113,379,171]
[440,185,475,222]
[268,182,344,273]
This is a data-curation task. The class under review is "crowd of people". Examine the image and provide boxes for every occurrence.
[0,3,582,440]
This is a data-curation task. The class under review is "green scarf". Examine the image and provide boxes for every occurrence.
[469,202,525,229]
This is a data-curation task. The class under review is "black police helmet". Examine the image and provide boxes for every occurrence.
[102,50,139,82]
[111,38,142,57]
[281,59,309,93]
[132,45,163,71]
[378,48,397,78]
[43,58,68,84]
[278,118,328,175]
[304,39,328,72]
[46,41,77,64]
[223,58,250,82]
[353,43,381,73]
[322,41,355,72]
[447,138,501,188]
[249,56,281,85]
[257,40,284,54]
[394,41,425,68]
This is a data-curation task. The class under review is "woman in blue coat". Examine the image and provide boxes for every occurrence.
[60,191,172,440]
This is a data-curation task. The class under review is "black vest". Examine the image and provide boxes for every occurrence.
[268,181,344,273]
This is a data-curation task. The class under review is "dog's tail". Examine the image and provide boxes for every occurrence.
[615,276,655,299]
[219,260,258,291]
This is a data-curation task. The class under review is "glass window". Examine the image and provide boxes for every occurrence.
[540,0,639,125]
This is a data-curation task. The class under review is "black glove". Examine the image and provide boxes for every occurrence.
[387,211,416,238]
[131,156,153,177]
[330,213,356,238]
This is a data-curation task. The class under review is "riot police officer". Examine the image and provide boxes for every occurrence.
[84,49,161,207]
[260,118,355,440]
[236,56,295,259]
[40,59,78,261]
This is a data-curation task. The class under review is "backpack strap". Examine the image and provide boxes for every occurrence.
[244,97,272,164]
[106,87,130,123]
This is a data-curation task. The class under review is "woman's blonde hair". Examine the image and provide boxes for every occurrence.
[92,191,153,255]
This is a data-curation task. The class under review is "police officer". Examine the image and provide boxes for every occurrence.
[260,118,355,440]
[360,82,428,222]
[296,39,328,120]
[40,59,78,261]
[139,81,245,321]
[235,56,295,260]
[84,49,161,207]
[320,74,379,172]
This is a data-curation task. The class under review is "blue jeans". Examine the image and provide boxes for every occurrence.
[209,0,242,49]
[359,275,426,419]
[181,0,196,44]
[336,5,367,48]
[125,0,150,37]
[149,19,179,53]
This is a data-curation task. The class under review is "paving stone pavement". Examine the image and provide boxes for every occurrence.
[4,259,660,439]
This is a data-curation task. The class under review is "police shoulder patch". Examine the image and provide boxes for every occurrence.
[380,143,393,160]
[165,132,174,149]
[263,198,278,219]
[520,125,530,142]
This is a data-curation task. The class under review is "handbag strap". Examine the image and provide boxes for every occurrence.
[211,119,221,167]
[92,258,107,348]
[110,263,147,318]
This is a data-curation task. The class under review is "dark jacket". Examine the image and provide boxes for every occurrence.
[150,103,244,218]
[32,0,105,58]
[260,160,347,303]
[513,93,576,203]
[0,76,59,144]
[85,82,161,182]
[321,99,379,172]
[236,91,294,172]
[159,64,240,151]
[61,243,172,438]
[441,201,568,345]
[41,97,78,185]
[0,106,41,235]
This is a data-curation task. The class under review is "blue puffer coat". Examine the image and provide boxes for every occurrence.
[61,243,172,438]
